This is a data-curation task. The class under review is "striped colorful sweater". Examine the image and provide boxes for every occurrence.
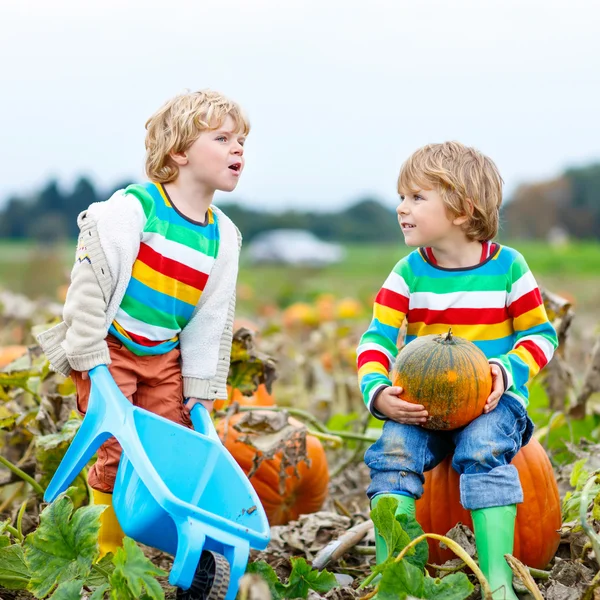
[357,243,558,415]
[108,182,219,356]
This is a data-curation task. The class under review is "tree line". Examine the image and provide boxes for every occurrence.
[0,179,402,244]
[1,162,599,243]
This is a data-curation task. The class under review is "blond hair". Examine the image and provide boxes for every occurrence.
[397,141,503,241]
[145,89,250,183]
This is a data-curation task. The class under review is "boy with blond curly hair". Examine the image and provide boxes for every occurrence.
[357,142,558,599]
[38,89,248,556]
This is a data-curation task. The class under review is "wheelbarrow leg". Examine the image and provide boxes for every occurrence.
[44,418,112,502]
[223,540,250,600]
[45,364,130,503]
[170,517,207,590]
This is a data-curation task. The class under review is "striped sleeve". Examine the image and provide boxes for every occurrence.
[489,253,558,396]
[357,264,409,414]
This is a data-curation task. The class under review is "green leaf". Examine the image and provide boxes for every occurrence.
[0,520,13,547]
[284,557,337,598]
[228,330,277,395]
[87,554,115,586]
[57,377,76,396]
[592,489,600,522]
[370,496,412,561]
[0,543,30,589]
[0,404,19,430]
[109,537,166,600]
[48,579,85,600]
[24,494,104,598]
[247,560,283,599]
[423,573,474,599]
[35,420,87,508]
[326,412,361,432]
[377,560,424,599]
[570,459,589,490]
[0,371,36,390]
[396,513,428,570]
[90,582,110,600]
[247,558,337,599]
[91,584,110,600]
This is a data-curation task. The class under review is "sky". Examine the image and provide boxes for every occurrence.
[1,0,599,212]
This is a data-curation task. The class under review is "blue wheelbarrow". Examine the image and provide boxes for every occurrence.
[44,365,270,600]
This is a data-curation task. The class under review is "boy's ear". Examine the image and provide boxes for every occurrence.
[170,150,189,166]
[452,199,474,226]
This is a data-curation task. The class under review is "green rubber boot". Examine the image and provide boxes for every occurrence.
[471,505,518,600]
[371,493,416,564]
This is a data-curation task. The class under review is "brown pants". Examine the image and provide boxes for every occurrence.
[72,336,192,493]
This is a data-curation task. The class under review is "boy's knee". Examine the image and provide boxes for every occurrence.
[365,423,429,472]
[367,469,425,500]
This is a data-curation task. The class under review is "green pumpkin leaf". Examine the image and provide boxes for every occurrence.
[24,494,103,598]
[109,537,166,600]
[423,572,474,599]
[284,557,337,597]
[248,557,337,599]
[90,582,110,600]
[377,560,424,599]
[35,420,87,508]
[370,496,413,561]
[246,560,283,599]
[48,579,85,600]
[87,553,115,587]
[396,513,428,570]
[0,543,30,589]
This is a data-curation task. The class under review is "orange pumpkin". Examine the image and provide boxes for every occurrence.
[214,384,275,411]
[217,412,329,525]
[282,303,319,328]
[0,345,28,368]
[393,329,492,430]
[416,438,561,569]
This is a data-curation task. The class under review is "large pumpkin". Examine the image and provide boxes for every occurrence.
[393,329,492,430]
[416,437,561,569]
[217,412,329,526]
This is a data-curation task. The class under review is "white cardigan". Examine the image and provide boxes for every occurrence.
[37,189,241,400]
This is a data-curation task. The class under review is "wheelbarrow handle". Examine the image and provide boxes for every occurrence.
[188,402,221,443]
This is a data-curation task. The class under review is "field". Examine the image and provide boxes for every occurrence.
[1,238,600,599]
[1,238,599,309]
[2,239,597,362]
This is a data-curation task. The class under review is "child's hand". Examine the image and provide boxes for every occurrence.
[484,365,505,413]
[374,386,428,425]
[185,397,214,413]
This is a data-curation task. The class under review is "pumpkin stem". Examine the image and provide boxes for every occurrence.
[444,327,453,343]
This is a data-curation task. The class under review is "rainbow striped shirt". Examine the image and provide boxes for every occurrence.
[108,182,220,356]
[357,244,558,411]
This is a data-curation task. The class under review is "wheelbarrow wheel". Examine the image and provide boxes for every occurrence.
[176,550,230,600]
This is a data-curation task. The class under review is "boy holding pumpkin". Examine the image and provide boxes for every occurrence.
[357,141,558,599]
[37,89,247,557]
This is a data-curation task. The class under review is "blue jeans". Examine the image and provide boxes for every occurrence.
[365,394,534,510]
